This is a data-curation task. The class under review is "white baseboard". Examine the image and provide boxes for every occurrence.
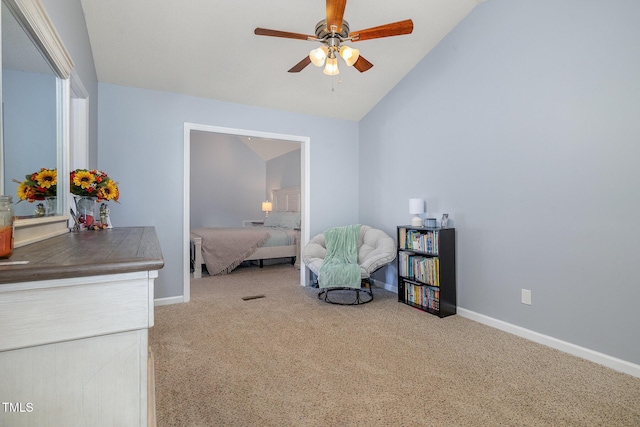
[154,296,185,306]
[458,308,640,379]
[372,281,639,378]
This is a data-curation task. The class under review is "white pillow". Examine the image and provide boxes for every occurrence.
[263,212,282,227]
[263,212,300,229]
[277,212,300,229]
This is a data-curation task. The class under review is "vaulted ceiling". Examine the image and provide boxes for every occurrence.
[80,0,485,121]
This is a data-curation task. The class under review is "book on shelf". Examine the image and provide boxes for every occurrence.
[401,229,439,254]
[402,278,440,311]
[398,252,440,286]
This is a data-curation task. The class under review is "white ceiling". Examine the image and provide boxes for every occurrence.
[80,0,485,122]
[193,131,301,161]
[240,136,300,161]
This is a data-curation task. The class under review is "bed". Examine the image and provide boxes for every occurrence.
[190,187,301,278]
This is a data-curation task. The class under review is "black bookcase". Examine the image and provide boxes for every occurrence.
[397,226,456,318]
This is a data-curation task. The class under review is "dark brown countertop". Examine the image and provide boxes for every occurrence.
[0,227,164,284]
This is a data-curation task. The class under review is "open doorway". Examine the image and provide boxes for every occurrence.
[183,123,310,302]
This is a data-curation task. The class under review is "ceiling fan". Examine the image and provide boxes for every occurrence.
[254,0,414,75]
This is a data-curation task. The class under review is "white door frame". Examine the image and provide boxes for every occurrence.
[69,69,89,170]
[66,70,89,223]
[182,123,310,303]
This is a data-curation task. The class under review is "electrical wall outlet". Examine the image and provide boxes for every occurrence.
[521,289,532,305]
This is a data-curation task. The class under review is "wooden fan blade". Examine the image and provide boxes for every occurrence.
[288,56,312,73]
[254,28,314,41]
[326,0,347,33]
[353,55,373,72]
[350,19,414,42]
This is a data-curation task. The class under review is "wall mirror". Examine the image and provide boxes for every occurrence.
[1,0,74,246]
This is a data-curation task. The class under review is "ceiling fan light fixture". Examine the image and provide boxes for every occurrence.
[339,45,360,67]
[323,56,339,75]
[309,46,328,67]
[254,2,415,76]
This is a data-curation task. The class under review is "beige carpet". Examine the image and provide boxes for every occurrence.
[150,264,640,426]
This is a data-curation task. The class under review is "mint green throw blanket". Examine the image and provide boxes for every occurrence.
[318,224,362,289]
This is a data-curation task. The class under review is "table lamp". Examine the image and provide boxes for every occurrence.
[409,198,424,227]
[261,201,272,218]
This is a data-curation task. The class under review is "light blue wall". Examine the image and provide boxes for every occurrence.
[2,70,57,216]
[360,0,640,364]
[266,149,301,195]
[190,132,266,228]
[190,134,302,228]
[98,83,359,299]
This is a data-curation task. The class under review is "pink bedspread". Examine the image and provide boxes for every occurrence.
[192,227,271,275]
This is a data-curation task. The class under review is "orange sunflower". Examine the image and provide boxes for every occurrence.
[72,170,95,189]
[97,180,119,202]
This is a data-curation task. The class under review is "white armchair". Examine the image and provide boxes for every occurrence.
[302,225,396,304]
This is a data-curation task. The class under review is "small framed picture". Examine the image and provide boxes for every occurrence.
[441,213,449,228]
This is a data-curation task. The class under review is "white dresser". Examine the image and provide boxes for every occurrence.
[0,227,164,427]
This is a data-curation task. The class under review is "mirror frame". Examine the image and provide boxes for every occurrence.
[2,0,74,247]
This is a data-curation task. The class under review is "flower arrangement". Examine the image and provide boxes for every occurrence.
[70,169,120,202]
[14,168,57,202]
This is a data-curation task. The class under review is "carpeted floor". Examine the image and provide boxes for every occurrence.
[149,264,640,427]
